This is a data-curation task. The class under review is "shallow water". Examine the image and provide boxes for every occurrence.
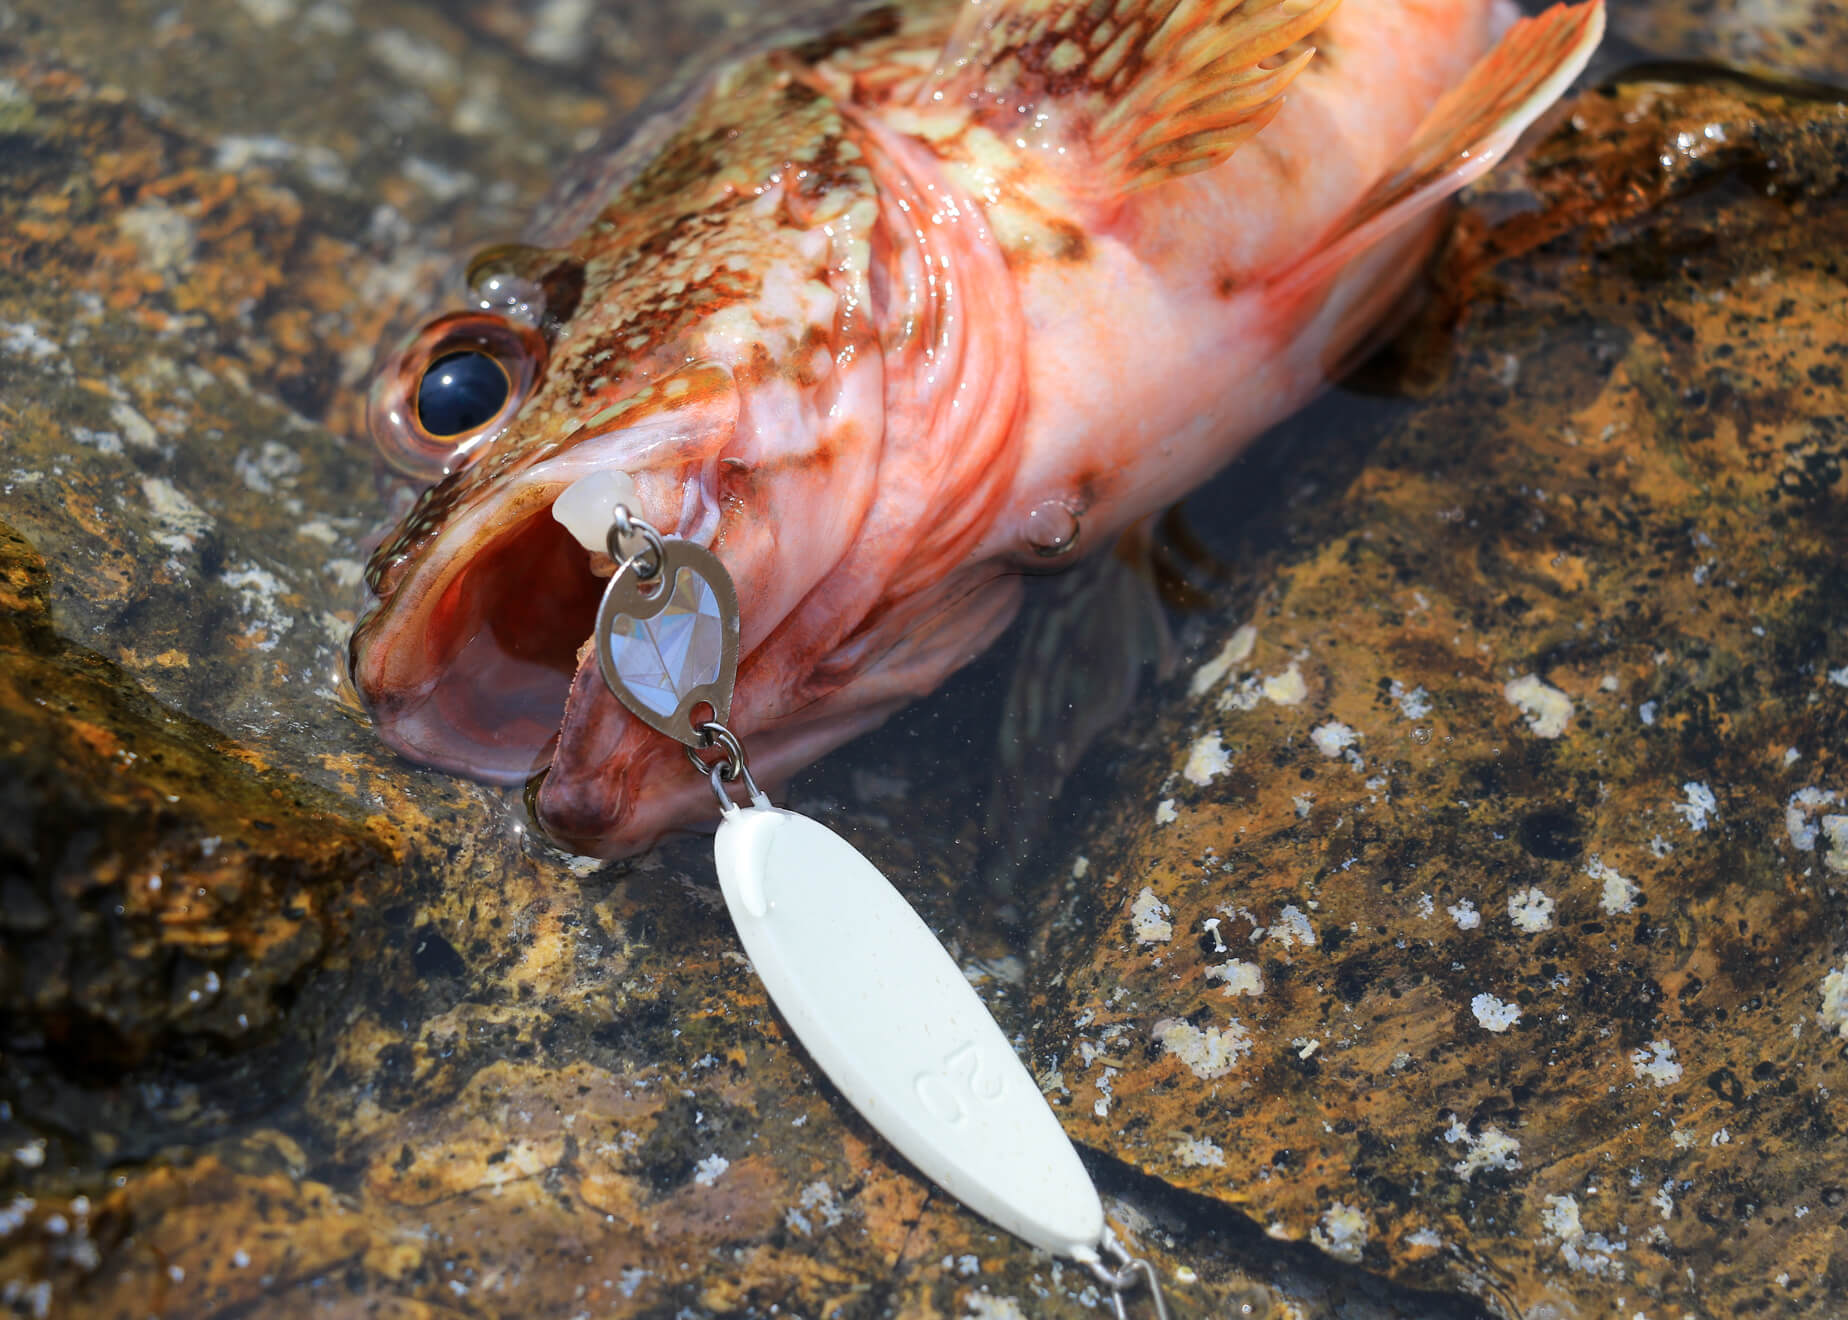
[2,2,1845,1317]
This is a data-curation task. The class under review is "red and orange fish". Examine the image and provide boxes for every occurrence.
[351,0,1606,856]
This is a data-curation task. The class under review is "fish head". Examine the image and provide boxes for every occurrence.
[349,63,1030,855]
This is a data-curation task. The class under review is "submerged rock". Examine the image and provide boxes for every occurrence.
[1027,73,1848,1320]
[1609,0,1848,84]
[0,522,387,1070]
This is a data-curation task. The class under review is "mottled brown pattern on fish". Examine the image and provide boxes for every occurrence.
[357,55,887,611]
[787,4,906,66]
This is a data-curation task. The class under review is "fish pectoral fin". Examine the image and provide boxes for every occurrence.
[1267,0,1606,301]
[922,0,1340,196]
[983,533,1173,894]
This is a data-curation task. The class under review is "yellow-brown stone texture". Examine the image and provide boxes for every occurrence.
[1028,72,1848,1320]
[2,2,1845,1318]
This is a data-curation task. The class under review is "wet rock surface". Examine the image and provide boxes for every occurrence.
[1028,73,1848,1320]
[1609,0,1848,84]
[0,1,1844,1318]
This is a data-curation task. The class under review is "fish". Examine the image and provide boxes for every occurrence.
[349,0,1607,857]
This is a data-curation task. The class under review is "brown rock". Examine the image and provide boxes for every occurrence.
[0,522,387,1067]
[1026,73,1848,1320]
[1609,0,1848,84]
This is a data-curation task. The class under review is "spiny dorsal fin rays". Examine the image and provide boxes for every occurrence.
[921,0,1343,196]
[1268,0,1607,301]
[1107,45,1316,182]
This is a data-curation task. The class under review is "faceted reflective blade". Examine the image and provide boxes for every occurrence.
[592,538,741,747]
[606,566,723,716]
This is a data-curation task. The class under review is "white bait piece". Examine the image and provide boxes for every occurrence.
[552,469,640,555]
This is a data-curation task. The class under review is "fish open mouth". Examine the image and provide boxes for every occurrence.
[351,501,606,785]
[353,364,742,808]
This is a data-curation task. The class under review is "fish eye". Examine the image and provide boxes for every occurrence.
[367,310,547,479]
[417,350,511,438]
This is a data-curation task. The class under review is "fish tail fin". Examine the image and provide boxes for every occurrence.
[1268,0,1605,301]
[922,0,1343,196]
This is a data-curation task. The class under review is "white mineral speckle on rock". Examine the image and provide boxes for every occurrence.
[1541,1193,1627,1278]
[326,558,365,589]
[234,440,303,494]
[222,565,295,649]
[1310,1202,1368,1263]
[141,476,213,552]
[1508,886,1555,933]
[1391,680,1432,720]
[1471,993,1521,1032]
[1448,899,1481,930]
[1829,665,1848,688]
[1585,857,1640,915]
[691,1153,728,1187]
[1504,673,1573,738]
[1786,788,1840,852]
[1629,1039,1683,1087]
[117,200,197,276]
[1268,905,1317,949]
[1820,963,1848,1039]
[108,401,160,450]
[1651,1181,1676,1221]
[1173,1135,1226,1168]
[2,321,64,363]
[1445,1120,1523,1181]
[1639,700,1658,726]
[1152,1019,1251,1079]
[1190,625,1257,696]
[1130,887,1173,945]
[1310,721,1358,757]
[1154,798,1177,825]
[1207,959,1265,997]
[1182,731,1231,786]
[1262,664,1308,706]
[1823,817,1848,875]
[1406,1227,1444,1249]
[796,1180,842,1228]
[525,0,595,62]
[1071,855,1090,879]
[964,1291,1028,1320]
[1674,781,1718,831]
[368,28,461,90]
[403,157,476,203]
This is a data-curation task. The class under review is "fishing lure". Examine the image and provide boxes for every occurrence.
[586,498,1171,1316]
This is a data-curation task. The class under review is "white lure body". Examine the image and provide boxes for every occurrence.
[713,804,1105,1258]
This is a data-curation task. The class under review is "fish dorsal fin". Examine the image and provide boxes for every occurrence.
[1269,0,1606,300]
[921,0,1343,196]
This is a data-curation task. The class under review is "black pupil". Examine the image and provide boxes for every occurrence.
[417,350,509,438]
